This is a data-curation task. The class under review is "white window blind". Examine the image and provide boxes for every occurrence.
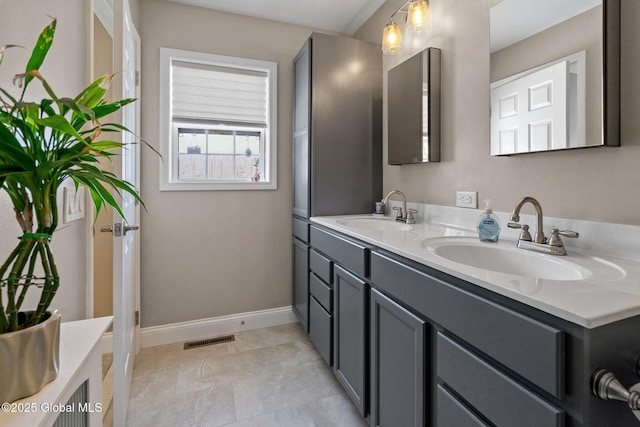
[171,61,268,126]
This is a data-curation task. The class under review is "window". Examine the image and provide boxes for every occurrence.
[159,48,277,190]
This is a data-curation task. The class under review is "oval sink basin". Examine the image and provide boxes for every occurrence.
[422,237,590,281]
[335,217,412,232]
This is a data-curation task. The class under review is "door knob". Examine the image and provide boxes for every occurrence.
[98,223,139,237]
[123,223,140,235]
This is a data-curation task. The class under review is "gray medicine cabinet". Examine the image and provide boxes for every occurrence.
[388,47,441,165]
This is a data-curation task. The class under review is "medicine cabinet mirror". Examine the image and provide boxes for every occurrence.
[387,47,441,165]
[490,0,619,156]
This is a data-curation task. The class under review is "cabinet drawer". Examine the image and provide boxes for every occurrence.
[371,251,564,398]
[437,385,490,427]
[309,296,332,366]
[310,249,333,283]
[293,217,309,242]
[437,333,564,427]
[311,226,368,277]
[310,273,332,313]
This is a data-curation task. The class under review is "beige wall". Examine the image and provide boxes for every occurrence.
[356,0,640,225]
[138,0,323,327]
[0,0,89,322]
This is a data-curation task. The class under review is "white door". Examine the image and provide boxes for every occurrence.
[111,0,141,425]
[491,60,568,155]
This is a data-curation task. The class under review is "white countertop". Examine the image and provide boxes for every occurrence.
[311,214,640,329]
[0,316,112,426]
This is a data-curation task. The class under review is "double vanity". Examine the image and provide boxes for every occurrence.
[293,202,640,427]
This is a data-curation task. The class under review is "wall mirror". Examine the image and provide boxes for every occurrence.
[388,47,441,165]
[490,0,619,156]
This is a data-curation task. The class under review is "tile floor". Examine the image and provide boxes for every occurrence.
[125,323,368,427]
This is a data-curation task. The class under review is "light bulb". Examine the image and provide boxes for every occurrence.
[407,0,429,33]
[382,21,402,55]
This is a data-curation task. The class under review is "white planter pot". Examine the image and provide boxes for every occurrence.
[0,310,61,403]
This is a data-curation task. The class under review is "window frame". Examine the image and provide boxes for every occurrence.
[159,48,277,191]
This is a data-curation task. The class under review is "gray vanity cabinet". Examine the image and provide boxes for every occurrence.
[304,225,640,426]
[370,288,427,427]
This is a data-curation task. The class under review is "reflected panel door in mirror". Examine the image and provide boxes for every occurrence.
[490,0,619,155]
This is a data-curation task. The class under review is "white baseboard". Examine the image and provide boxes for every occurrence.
[100,306,297,353]
[139,306,297,348]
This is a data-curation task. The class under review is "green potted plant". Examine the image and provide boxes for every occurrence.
[0,19,148,402]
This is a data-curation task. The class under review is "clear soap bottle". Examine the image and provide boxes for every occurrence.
[476,200,501,242]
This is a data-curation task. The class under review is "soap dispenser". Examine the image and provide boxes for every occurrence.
[476,200,501,242]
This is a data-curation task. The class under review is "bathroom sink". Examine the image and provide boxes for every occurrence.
[335,217,413,232]
[421,237,591,281]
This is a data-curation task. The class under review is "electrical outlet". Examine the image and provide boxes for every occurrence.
[456,191,478,208]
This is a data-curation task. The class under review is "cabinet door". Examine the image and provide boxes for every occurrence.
[292,237,309,332]
[370,288,427,427]
[293,40,310,218]
[309,295,332,366]
[334,264,368,416]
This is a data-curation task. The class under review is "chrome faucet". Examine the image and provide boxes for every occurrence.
[507,196,579,256]
[382,190,416,224]
[509,196,545,243]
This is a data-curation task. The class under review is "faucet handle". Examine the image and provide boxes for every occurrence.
[556,229,579,238]
[548,229,579,247]
[392,206,404,219]
[508,222,532,242]
[406,209,417,224]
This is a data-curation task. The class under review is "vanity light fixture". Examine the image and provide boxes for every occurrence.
[382,0,430,54]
